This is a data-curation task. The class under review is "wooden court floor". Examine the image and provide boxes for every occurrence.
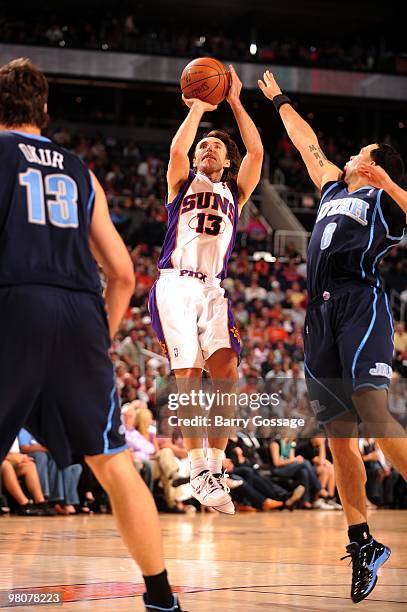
[0,509,406,611]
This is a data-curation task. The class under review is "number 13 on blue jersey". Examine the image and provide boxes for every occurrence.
[19,168,79,228]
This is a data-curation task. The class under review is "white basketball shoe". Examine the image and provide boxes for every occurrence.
[211,472,236,515]
[190,470,232,509]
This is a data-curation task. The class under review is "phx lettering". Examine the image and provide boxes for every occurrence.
[181,192,235,224]
[180,269,207,282]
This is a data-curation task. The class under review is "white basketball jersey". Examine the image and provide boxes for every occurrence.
[158,171,239,280]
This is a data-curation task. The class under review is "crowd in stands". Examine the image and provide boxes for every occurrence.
[0,15,404,74]
[271,133,407,196]
[3,422,407,515]
[271,133,345,192]
[0,125,406,516]
[0,432,103,516]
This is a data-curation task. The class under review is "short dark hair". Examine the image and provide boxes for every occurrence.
[0,58,49,129]
[370,143,405,183]
[204,129,242,181]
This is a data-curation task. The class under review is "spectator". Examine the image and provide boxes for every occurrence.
[244,274,268,302]
[123,404,188,512]
[222,458,283,511]
[360,438,400,507]
[0,469,10,515]
[394,322,407,354]
[1,439,53,515]
[18,429,83,515]
[266,318,289,344]
[296,438,342,509]
[269,437,332,509]
[389,384,407,426]
[244,212,269,251]
[226,441,305,509]
[118,328,144,370]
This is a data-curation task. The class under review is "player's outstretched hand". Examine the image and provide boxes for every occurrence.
[226,65,242,105]
[358,162,393,190]
[182,95,217,113]
[258,70,282,100]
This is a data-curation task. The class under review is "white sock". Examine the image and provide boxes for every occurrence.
[188,449,207,479]
[207,447,224,475]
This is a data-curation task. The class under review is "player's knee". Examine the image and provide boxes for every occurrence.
[206,348,238,380]
[1,460,12,476]
[85,450,131,488]
[298,464,309,480]
[159,447,173,460]
[210,361,238,380]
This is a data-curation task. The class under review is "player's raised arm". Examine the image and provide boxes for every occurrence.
[258,70,341,190]
[227,66,263,209]
[167,97,217,201]
[88,171,135,338]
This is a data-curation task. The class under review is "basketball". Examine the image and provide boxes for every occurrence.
[180,57,230,106]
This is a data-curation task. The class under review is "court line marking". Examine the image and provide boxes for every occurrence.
[232,589,407,604]
[1,552,405,572]
[233,584,407,588]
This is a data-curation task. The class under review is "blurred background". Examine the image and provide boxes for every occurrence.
[1,0,407,516]
[1,0,406,391]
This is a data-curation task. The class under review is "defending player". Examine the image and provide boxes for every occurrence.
[0,59,182,612]
[149,66,263,513]
[258,70,407,603]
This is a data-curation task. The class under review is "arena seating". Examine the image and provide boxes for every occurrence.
[0,15,403,74]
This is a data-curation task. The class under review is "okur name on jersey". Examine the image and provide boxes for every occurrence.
[19,144,64,169]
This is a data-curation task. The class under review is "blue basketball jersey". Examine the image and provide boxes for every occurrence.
[0,131,101,294]
[307,180,406,299]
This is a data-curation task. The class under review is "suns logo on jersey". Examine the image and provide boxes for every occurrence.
[180,192,235,224]
[230,326,241,343]
[158,340,168,356]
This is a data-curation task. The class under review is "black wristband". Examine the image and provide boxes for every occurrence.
[273,94,292,113]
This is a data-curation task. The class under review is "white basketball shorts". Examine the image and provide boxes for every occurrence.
[148,269,241,370]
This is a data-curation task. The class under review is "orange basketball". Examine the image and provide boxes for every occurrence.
[180,57,230,106]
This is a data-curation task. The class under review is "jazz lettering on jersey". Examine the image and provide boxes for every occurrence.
[316,197,369,226]
[18,144,64,170]
[180,192,235,224]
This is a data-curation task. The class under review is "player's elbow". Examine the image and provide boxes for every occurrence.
[250,147,264,162]
[120,267,136,291]
[169,143,187,160]
[109,263,135,290]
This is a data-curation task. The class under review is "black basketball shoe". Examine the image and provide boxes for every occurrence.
[341,538,391,603]
[143,593,184,611]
